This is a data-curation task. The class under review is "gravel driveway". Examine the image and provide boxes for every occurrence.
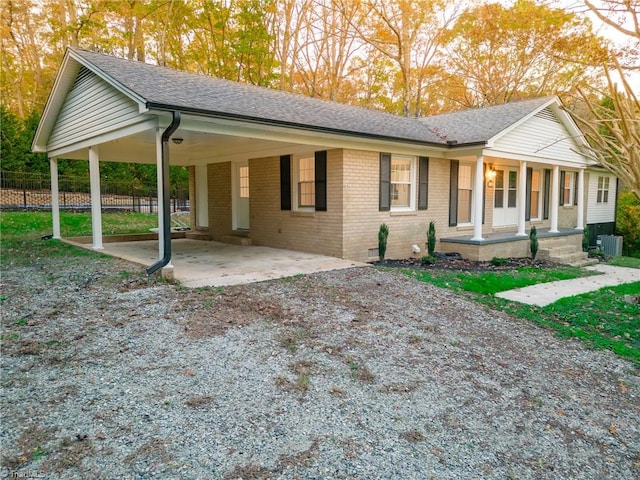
[1,253,638,479]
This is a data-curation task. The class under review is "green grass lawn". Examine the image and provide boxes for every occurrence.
[1,211,158,264]
[404,262,640,365]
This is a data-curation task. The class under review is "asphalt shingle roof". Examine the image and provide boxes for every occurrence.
[73,49,553,147]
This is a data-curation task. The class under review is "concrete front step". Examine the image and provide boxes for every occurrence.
[186,231,211,241]
[219,235,252,246]
[538,246,578,259]
[569,258,600,267]
[547,251,590,265]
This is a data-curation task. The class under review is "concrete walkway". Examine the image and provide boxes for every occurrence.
[496,264,640,306]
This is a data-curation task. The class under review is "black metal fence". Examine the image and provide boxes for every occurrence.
[0,171,189,213]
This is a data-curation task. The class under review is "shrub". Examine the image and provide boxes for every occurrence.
[530,226,538,260]
[582,227,589,252]
[378,223,389,262]
[427,221,436,257]
[421,255,437,265]
[616,191,640,257]
[490,257,507,266]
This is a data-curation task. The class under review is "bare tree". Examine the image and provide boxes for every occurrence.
[572,56,640,200]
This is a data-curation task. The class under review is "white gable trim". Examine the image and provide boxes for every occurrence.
[33,49,148,153]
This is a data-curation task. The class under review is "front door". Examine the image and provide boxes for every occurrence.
[233,160,250,230]
[493,168,518,227]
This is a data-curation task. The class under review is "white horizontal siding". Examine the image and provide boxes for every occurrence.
[586,172,617,223]
[48,67,142,150]
[493,108,586,165]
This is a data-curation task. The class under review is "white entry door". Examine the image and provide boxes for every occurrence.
[233,160,250,230]
[493,168,518,227]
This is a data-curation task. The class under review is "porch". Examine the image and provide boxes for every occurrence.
[439,228,592,265]
[64,237,367,288]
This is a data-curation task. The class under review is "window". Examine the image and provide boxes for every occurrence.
[297,156,315,208]
[507,171,517,208]
[391,156,413,208]
[597,176,610,203]
[239,166,249,198]
[457,163,473,223]
[494,170,504,208]
[380,154,426,212]
[281,151,327,212]
[562,171,574,206]
[530,170,540,219]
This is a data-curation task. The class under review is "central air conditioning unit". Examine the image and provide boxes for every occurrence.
[597,235,623,256]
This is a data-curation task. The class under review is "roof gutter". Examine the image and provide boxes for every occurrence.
[145,101,480,150]
[147,110,181,276]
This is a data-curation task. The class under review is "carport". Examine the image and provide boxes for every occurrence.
[74,238,367,287]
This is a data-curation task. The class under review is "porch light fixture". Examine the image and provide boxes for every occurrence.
[486,165,496,187]
[172,137,183,145]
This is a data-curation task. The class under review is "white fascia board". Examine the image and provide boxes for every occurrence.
[32,53,80,152]
[485,96,559,148]
[484,147,589,168]
[47,118,158,158]
[171,113,450,158]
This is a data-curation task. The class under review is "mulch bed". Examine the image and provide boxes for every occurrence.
[373,254,560,271]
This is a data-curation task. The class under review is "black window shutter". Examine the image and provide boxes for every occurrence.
[543,169,550,220]
[559,171,566,206]
[315,150,327,211]
[379,153,391,211]
[418,156,429,210]
[573,172,578,205]
[449,160,459,226]
[280,155,291,211]
[525,167,532,221]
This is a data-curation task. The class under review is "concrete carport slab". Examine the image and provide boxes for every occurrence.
[97,238,369,288]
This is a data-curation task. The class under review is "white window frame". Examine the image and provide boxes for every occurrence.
[293,154,315,211]
[390,154,417,212]
[597,176,610,204]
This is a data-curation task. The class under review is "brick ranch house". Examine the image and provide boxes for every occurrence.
[33,48,617,270]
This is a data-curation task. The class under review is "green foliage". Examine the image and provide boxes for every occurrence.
[427,221,436,256]
[378,223,389,262]
[607,256,640,269]
[420,255,436,265]
[0,106,48,174]
[582,227,589,252]
[410,265,591,295]
[616,191,640,257]
[529,226,538,260]
[490,257,507,266]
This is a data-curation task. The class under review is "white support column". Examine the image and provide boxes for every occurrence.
[550,165,560,233]
[50,157,61,239]
[155,128,165,260]
[88,146,103,250]
[576,168,585,230]
[471,154,484,241]
[516,160,527,236]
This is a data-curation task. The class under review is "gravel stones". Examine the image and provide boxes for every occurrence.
[1,255,638,479]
